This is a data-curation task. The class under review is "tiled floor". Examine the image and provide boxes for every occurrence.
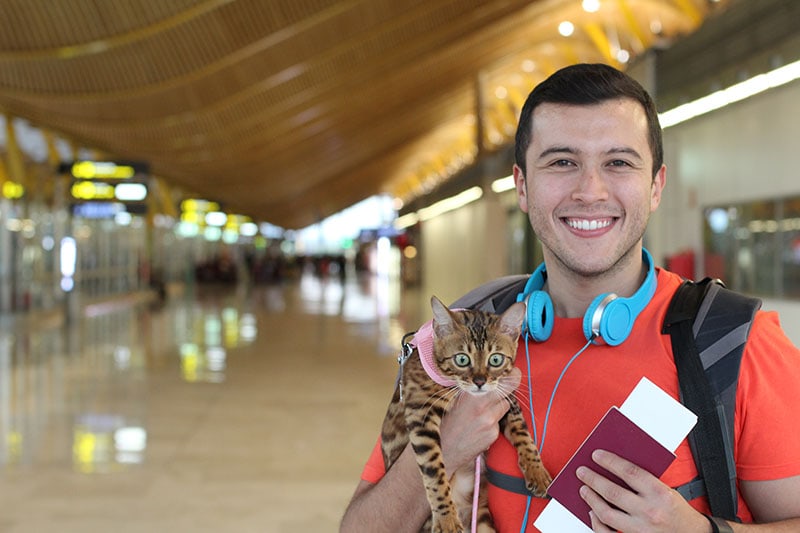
[0,271,428,532]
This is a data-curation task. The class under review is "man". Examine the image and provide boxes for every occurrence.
[341,63,800,532]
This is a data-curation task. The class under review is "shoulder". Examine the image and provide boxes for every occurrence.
[735,309,800,481]
[450,275,530,312]
[742,310,800,370]
[646,267,684,322]
[653,267,685,295]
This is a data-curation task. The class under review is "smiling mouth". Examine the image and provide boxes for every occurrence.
[564,217,614,231]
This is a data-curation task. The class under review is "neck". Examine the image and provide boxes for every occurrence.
[543,248,647,318]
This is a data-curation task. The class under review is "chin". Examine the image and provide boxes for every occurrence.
[466,385,495,395]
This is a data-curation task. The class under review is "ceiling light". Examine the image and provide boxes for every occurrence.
[650,20,663,35]
[582,0,601,13]
[417,187,484,222]
[239,222,258,236]
[491,175,515,193]
[114,182,147,201]
[394,212,419,230]
[558,21,575,37]
[659,58,800,128]
[205,211,227,227]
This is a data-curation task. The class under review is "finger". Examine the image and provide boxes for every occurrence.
[588,510,614,533]
[579,481,628,531]
[591,449,654,494]
[576,463,638,515]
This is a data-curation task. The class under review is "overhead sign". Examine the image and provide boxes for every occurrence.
[59,160,149,180]
[71,202,147,218]
[70,180,148,202]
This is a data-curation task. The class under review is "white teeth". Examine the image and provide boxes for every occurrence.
[567,219,611,230]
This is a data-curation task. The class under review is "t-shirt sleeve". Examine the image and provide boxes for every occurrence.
[735,311,800,481]
[360,436,387,484]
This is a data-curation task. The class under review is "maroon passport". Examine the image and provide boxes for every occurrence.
[546,406,677,528]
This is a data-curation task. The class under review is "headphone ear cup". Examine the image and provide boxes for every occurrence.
[598,299,636,346]
[582,248,658,345]
[583,293,636,346]
[526,291,554,342]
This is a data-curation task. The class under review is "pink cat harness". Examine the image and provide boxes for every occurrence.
[412,318,457,387]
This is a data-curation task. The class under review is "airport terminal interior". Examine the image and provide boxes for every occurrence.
[2,0,800,531]
[1,266,415,532]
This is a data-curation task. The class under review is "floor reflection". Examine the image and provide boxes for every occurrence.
[0,271,426,474]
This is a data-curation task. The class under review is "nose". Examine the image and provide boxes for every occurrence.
[572,168,609,202]
[473,376,486,388]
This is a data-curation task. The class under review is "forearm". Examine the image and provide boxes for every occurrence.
[340,444,430,533]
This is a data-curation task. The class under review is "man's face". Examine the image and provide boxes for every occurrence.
[514,98,665,277]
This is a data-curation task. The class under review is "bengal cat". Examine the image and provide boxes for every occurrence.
[380,296,551,533]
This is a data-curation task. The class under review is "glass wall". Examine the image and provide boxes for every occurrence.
[0,198,67,314]
[703,194,800,299]
[781,197,800,298]
[0,194,196,317]
[72,214,147,299]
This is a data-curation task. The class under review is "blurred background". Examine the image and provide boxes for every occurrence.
[1,0,800,531]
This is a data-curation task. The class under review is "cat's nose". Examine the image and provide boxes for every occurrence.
[473,376,486,388]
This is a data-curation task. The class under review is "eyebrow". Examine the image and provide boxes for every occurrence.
[537,146,574,159]
[537,146,644,161]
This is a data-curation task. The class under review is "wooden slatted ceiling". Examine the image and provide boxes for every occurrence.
[0,0,729,228]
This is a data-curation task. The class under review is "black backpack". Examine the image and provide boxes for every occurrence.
[449,275,761,522]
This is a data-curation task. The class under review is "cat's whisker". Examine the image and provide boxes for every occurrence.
[509,385,531,405]
[418,385,460,422]
[493,378,525,402]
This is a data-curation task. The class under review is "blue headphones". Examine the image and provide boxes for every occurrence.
[515,248,657,346]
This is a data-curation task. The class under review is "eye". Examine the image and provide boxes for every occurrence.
[488,353,506,367]
[608,159,632,167]
[453,354,471,367]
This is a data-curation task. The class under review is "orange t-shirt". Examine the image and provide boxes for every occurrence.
[359,269,800,531]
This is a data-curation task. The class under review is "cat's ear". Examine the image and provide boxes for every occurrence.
[498,301,526,338]
[430,295,456,337]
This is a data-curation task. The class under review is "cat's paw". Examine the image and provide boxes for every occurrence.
[432,513,465,533]
[525,467,553,499]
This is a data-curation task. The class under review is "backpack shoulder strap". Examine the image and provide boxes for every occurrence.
[449,274,530,313]
[662,278,761,522]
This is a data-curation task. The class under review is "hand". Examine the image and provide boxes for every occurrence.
[577,449,711,532]
[439,368,522,473]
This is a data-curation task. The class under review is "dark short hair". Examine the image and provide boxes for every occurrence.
[514,63,663,178]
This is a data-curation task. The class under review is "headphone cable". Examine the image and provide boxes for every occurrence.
[519,336,594,533]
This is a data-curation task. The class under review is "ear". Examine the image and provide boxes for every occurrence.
[650,164,667,212]
[430,295,456,337]
[498,301,526,338]
[513,164,529,214]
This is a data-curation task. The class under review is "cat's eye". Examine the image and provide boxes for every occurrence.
[488,353,505,367]
[453,353,471,367]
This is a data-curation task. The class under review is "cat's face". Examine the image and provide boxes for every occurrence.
[430,297,525,395]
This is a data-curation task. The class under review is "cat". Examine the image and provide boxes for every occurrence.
[380,295,552,533]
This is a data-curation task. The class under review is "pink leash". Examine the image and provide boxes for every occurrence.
[472,455,481,533]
